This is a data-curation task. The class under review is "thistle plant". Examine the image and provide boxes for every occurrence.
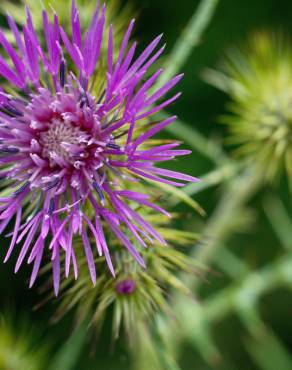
[204,32,292,185]
[0,1,290,370]
[0,0,198,298]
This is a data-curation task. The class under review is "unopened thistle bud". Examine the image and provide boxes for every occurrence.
[205,32,292,185]
[53,210,200,341]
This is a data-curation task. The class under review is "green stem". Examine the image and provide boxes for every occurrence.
[155,0,223,169]
[158,0,220,87]
[263,196,292,253]
[198,254,292,323]
[166,253,292,365]
[157,111,228,165]
[191,165,262,273]
[169,163,238,208]
[49,319,89,370]
[161,165,264,363]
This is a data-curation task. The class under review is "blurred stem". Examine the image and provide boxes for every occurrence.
[170,253,292,359]
[158,111,229,165]
[190,165,262,284]
[206,253,292,322]
[184,164,237,195]
[213,244,250,278]
[263,196,292,253]
[169,163,238,207]
[160,164,265,363]
[152,327,182,370]
[157,0,222,171]
[49,319,89,370]
[158,0,220,87]
[241,306,292,370]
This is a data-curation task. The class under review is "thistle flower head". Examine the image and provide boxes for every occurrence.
[205,32,292,185]
[0,1,197,294]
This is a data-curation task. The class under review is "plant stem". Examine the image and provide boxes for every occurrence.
[160,165,264,364]
[169,163,238,207]
[158,0,221,87]
[191,166,261,268]
[190,254,292,324]
[158,111,228,165]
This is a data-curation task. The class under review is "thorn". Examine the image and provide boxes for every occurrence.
[60,60,66,88]
[48,198,55,215]
[106,143,120,150]
[13,182,29,197]
[93,182,105,204]
[0,147,20,154]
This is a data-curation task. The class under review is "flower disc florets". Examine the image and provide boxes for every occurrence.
[21,86,121,192]
[0,1,198,295]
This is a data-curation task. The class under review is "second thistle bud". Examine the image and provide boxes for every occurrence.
[205,32,292,185]
[115,279,136,295]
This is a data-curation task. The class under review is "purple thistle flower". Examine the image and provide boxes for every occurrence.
[0,1,198,295]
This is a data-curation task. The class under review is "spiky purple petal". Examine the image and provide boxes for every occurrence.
[0,1,197,293]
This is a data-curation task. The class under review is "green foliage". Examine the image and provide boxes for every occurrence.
[48,319,88,370]
[0,314,47,370]
[130,2,292,370]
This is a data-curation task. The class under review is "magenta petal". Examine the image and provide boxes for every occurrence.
[29,236,44,288]
[131,116,177,150]
[95,215,115,277]
[52,247,60,296]
[0,2,198,292]
[15,213,41,273]
[102,210,146,268]
[147,167,200,182]
[81,228,97,285]
[4,207,22,263]
[71,0,82,49]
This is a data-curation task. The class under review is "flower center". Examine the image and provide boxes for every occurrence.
[39,118,89,167]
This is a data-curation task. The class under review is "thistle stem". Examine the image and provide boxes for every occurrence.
[158,0,221,87]
[190,165,262,276]
[158,111,228,166]
[169,163,238,207]
[157,0,222,167]
[157,165,264,367]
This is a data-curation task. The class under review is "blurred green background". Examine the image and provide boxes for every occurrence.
[1,0,292,369]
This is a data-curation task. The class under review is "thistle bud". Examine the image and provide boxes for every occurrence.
[52,210,200,342]
[205,32,292,185]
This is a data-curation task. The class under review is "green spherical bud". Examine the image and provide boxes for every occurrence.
[205,32,292,185]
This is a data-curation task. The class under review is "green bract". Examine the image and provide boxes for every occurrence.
[50,208,201,341]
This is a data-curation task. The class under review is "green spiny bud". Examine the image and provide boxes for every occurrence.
[49,210,200,343]
[204,32,292,186]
